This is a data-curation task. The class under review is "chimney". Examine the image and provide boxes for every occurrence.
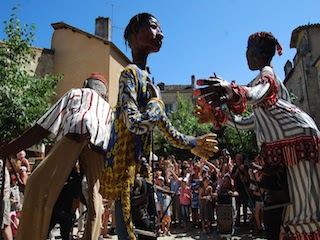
[95,17,112,41]
[284,60,293,77]
[191,75,195,88]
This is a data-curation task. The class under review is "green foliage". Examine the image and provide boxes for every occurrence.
[153,93,215,160]
[214,106,258,160]
[0,5,61,142]
[153,94,258,161]
[217,126,258,161]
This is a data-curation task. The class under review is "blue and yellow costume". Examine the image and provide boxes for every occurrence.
[100,64,197,239]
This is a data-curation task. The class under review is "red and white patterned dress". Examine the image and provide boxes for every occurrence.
[222,66,320,239]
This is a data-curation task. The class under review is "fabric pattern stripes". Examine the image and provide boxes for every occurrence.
[37,88,113,151]
[280,161,320,239]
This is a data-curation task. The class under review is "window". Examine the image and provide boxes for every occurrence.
[165,104,173,114]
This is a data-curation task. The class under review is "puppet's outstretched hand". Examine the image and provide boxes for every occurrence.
[191,134,219,160]
[193,74,234,107]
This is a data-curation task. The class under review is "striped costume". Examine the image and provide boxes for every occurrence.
[100,64,196,239]
[37,88,113,149]
[17,88,113,240]
[223,66,320,239]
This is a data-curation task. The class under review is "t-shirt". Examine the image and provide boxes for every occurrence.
[162,195,172,216]
[179,186,191,205]
[232,164,249,192]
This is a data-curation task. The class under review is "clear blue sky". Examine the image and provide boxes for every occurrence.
[1,0,319,86]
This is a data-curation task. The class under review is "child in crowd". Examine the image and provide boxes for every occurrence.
[161,187,172,236]
[10,174,21,212]
[156,176,164,234]
[190,183,200,229]
[190,162,202,229]
[199,176,217,233]
[10,174,21,239]
[168,165,181,227]
[179,178,191,231]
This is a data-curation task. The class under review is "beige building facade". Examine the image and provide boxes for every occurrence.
[284,23,320,127]
[32,17,130,107]
[30,16,197,111]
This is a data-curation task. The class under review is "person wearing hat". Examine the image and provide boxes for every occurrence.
[0,72,113,240]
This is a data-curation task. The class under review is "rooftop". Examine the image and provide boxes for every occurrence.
[290,23,320,48]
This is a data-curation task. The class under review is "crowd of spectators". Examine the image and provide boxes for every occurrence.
[1,148,267,239]
[151,149,265,236]
[0,150,29,240]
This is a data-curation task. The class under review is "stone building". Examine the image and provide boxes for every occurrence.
[158,75,195,114]
[284,23,320,127]
[31,17,130,107]
[19,17,130,160]
[26,16,197,121]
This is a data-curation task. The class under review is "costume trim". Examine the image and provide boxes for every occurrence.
[260,136,320,166]
[280,228,320,240]
[227,82,248,114]
[253,70,279,109]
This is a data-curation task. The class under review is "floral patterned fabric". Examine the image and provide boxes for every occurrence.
[100,64,196,239]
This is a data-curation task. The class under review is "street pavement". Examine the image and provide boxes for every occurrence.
[50,221,268,240]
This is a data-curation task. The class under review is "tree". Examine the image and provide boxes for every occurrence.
[0,5,61,143]
[214,106,258,161]
[153,93,215,160]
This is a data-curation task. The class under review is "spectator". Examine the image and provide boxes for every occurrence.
[9,175,21,213]
[231,153,250,227]
[76,175,88,238]
[108,201,116,236]
[155,176,164,234]
[199,176,217,233]
[161,186,172,236]
[164,158,173,186]
[221,149,234,171]
[131,158,158,239]
[101,198,112,239]
[181,161,191,185]
[190,162,202,228]
[48,166,82,240]
[179,178,191,231]
[217,174,239,206]
[1,159,14,240]
[154,156,165,175]
[252,169,264,234]
[201,159,219,224]
[217,154,232,191]
[9,211,19,240]
[16,151,30,173]
[16,166,27,206]
[168,164,181,228]
[9,174,21,240]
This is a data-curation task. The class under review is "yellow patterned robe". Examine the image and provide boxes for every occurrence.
[100,64,197,239]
